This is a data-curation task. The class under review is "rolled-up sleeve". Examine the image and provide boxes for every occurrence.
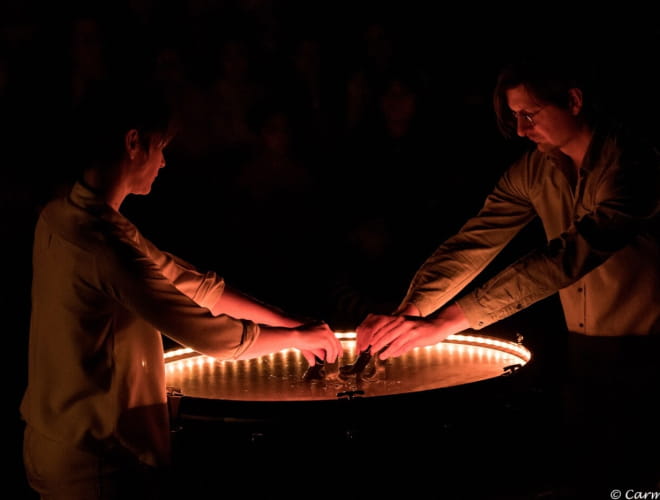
[99,227,259,360]
[400,155,538,322]
[403,131,660,335]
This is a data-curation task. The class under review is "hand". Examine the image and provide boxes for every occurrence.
[296,321,342,365]
[239,320,342,363]
[356,302,420,352]
[356,302,469,360]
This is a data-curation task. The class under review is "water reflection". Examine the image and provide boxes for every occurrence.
[165,333,531,401]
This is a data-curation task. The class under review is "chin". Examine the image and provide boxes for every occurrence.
[535,142,553,153]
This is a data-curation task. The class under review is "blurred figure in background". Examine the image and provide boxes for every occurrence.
[324,66,445,329]
[221,101,334,318]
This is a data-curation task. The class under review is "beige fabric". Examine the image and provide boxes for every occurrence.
[400,127,660,335]
[23,424,166,499]
[21,181,259,467]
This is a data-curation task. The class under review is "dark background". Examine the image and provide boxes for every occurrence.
[3,1,659,498]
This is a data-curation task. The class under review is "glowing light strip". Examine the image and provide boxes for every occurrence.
[164,347,194,359]
[445,333,532,362]
[164,331,531,363]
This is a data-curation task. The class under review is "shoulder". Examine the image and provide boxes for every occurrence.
[40,192,150,266]
[595,122,659,165]
[595,126,660,199]
[505,146,557,181]
[592,125,660,209]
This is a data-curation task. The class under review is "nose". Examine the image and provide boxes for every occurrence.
[516,116,532,137]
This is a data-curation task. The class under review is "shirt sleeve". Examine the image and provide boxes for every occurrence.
[411,137,660,330]
[96,224,258,360]
[137,232,226,311]
[398,157,538,323]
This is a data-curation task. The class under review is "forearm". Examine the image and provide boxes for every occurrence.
[234,325,296,360]
[211,286,301,327]
[394,302,422,316]
[400,174,535,317]
[429,301,470,332]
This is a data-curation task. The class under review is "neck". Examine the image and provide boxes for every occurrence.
[81,167,127,211]
[560,124,594,169]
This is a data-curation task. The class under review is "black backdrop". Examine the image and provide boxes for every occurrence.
[3,2,659,498]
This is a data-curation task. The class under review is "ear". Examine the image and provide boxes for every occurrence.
[125,129,140,161]
[568,88,583,116]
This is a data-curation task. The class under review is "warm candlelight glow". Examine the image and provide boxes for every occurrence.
[164,331,532,402]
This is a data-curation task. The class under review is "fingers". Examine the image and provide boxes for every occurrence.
[301,350,317,366]
[356,313,402,352]
[364,315,407,353]
[378,335,413,360]
[311,323,342,363]
[376,318,449,360]
[358,313,388,331]
[356,315,381,353]
[304,342,339,365]
[325,333,342,363]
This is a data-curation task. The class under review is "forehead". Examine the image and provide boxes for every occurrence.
[506,84,541,111]
[147,131,172,148]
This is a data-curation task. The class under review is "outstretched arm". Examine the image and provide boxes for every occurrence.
[356,302,469,360]
[212,285,341,364]
[236,321,342,365]
[211,285,304,327]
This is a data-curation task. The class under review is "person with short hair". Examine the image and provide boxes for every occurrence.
[20,77,341,500]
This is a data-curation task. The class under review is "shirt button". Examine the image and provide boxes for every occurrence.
[516,304,522,310]
[579,323,584,328]
[577,288,583,292]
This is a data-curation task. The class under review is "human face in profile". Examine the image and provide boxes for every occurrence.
[506,84,583,154]
[129,136,168,196]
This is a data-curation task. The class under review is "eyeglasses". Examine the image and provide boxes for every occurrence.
[511,106,545,127]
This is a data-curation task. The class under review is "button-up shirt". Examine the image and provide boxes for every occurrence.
[20,181,259,466]
[400,126,660,336]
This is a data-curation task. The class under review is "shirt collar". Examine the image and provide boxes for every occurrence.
[68,180,115,214]
[581,123,618,174]
[68,180,127,226]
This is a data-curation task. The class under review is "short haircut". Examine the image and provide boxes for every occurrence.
[73,76,178,172]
